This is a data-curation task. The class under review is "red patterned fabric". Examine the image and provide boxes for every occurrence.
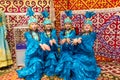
[60,8,120,61]
[0,0,50,63]
[0,0,50,13]
[54,0,120,61]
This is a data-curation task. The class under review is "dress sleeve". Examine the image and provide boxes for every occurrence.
[78,32,96,52]
[24,32,40,56]
[68,30,76,39]
[59,30,65,40]
[24,32,38,42]
[40,32,48,44]
[51,29,58,43]
[59,29,76,40]
[39,32,45,44]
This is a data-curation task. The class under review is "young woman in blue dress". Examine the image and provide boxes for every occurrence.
[16,7,50,80]
[72,11,101,80]
[55,10,76,80]
[41,10,58,78]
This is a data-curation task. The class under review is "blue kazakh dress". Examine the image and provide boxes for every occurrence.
[17,31,44,80]
[55,29,76,80]
[71,32,101,80]
[42,29,58,76]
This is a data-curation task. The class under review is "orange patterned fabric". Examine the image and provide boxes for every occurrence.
[53,0,120,61]
[54,0,120,31]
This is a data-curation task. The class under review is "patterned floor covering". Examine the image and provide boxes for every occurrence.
[0,61,120,80]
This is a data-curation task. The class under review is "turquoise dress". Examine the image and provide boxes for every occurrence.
[55,29,76,80]
[43,29,58,76]
[0,25,13,68]
[17,31,44,80]
[71,32,101,80]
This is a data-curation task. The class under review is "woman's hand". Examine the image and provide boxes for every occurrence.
[66,38,71,44]
[77,38,82,44]
[40,44,46,51]
[60,39,66,44]
[43,44,51,51]
[49,40,53,46]
[72,38,78,45]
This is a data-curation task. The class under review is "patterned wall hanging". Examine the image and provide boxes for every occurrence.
[60,7,120,62]
[0,0,50,63]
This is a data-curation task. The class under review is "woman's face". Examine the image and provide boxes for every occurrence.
[64,23,71,30]
[29,22,38,31]
[84,24,91,32]
[45,24,52,30]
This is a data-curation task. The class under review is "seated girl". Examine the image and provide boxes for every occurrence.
[16,7,50,80]
[41,10,58,77]
[55,10,76,80]
[72,11,101,80]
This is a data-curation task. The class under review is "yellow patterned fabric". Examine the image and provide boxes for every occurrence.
[0,26,13,68]
[0,11,13,68]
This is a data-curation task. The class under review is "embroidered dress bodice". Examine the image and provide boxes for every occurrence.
[46,31,51,38]
[65,30,71,38]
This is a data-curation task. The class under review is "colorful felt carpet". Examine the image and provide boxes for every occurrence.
[0,61,120,80]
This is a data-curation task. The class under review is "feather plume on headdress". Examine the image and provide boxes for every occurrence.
[64,10,73,24]
[26,7,37,25]
[84,11,96,26]
[41,10,52,25]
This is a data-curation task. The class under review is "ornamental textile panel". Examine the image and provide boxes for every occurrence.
[54,0,120,32]
[60,7,120,62]
[0,0,50,63]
